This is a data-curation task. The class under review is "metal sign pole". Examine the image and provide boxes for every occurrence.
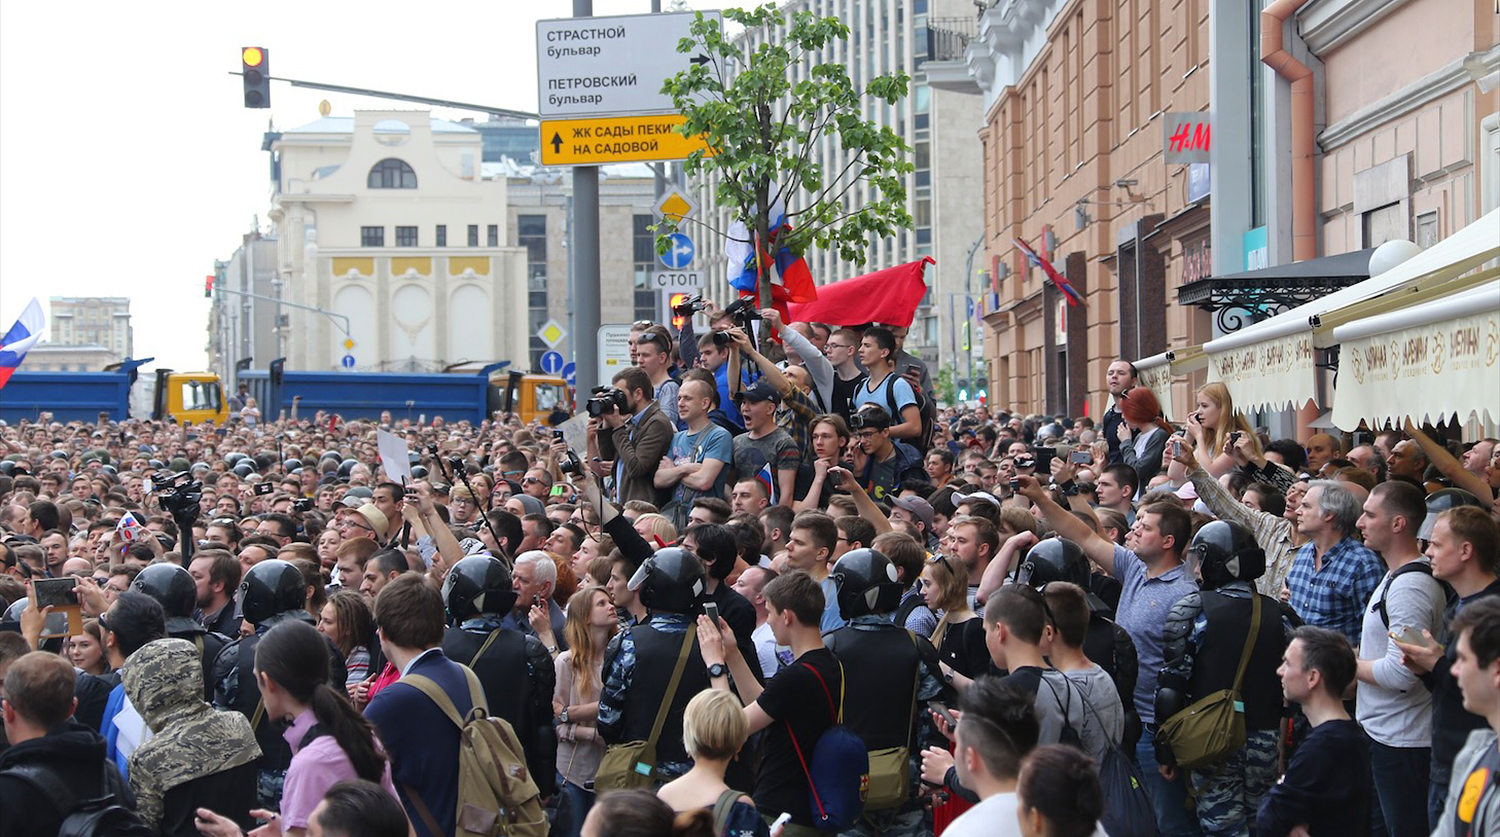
[572,0,600,399]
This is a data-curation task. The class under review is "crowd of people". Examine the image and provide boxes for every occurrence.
[0,300,1498,837]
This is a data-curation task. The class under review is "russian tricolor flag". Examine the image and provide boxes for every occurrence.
[1014,238,1084,307]
[0,298,44,390]
[756,461,778,506]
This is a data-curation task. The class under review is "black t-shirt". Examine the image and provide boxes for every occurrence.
[1452,742,1500,836]
[753,647,843,827]
[936,617,991,681]
[831,373,867,421]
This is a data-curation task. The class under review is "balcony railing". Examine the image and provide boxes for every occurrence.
[926,17,977,63]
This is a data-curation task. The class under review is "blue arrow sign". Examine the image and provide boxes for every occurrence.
[562,361,577,386]
[341,354,356,369]
[659,232,695,270]
[540,350,564,375]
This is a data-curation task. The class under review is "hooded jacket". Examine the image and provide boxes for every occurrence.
[0,721,133,837]
[125,638,261,830]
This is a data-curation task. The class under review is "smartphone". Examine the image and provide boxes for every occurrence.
[1069,450,1092,464]
[34,577,78,609]
[704,601,721,627]
[927,700,958,728]
[553,429,566,442]
[769,812,793,835]
[1168,439,1182,459]
[253,481,274,496]
[1228,431,1243,446]
[1391,626,1425,647]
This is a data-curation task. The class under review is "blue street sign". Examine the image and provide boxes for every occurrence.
[341,354,356,369]
[540,350,564,374]
[562,361,577,386]
[659,232,695,270]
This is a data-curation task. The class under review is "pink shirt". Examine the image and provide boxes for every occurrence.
[280,708,400,829]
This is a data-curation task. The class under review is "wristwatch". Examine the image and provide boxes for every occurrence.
[1057,479,1079,496]
[707,663,728,678]
[559,705,570,725]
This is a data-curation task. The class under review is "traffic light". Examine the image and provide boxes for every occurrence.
[241,47,270,108]
[204,274,215,298]
[669,293,690,330]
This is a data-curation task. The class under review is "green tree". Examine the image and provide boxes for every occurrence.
[659,4,914,312]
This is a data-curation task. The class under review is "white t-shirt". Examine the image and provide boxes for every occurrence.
[944,790,1111,837]
[751,621,781,679]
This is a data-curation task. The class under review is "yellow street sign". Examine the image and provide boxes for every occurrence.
[539,114,710,167]
[343,338,355,350]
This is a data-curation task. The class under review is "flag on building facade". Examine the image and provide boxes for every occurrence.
[1014,238,1083,306]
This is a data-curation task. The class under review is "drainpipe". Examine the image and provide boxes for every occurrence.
[1261,0,1316,263]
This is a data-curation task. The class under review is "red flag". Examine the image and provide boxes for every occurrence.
[787,257,934,328]
[1014,238,1083,306]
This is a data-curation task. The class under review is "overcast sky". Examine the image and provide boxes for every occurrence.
[0,0,715,372]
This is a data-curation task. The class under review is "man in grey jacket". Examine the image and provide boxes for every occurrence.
[1434,595,1500,837]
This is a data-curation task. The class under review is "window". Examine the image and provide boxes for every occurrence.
[518,215,547,290]
[396,226,418,247]
[468,225,479,247]
[487,225,499,247]
[436,225,447,247]
[361,226,384,247]
[367,158,417,189]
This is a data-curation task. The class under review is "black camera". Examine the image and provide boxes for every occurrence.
[722,296,761,328]
[448,456,467,477]
[586,386,629,418]
[559,450,585,476]
[293,498,313,512]
[711,330,734,348]
[672,294,707,317]
[155,471,203,518]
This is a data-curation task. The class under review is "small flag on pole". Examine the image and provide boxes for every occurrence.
[0,297,44,390]
[1014,239,1083,307]
[755,462,778,506]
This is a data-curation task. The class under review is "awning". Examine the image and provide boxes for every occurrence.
[1133,347,1209,421]
[1204,208,1500,411]
[1330,280,1500,429]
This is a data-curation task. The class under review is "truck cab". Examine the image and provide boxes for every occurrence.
[153,370,229,425]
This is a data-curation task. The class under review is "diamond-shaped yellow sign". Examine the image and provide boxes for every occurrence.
[653,187,699,225]
[343,338,355,350]
[538,319,567,349]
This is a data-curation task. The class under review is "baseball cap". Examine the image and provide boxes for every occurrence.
[952,491,1001,508]
[890,495,935,529]
[734,379,782,405]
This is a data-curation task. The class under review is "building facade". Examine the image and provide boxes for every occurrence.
[695,0,987,377]
[265,111,528,373]
[206,233,279,383]
[949,0,1496,420]
[43,297,133,369]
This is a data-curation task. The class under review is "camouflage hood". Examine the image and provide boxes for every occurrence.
[123,638,260,829]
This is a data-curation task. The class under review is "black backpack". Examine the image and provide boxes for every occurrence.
[1372,561,1458,629]
[2,763,152,837]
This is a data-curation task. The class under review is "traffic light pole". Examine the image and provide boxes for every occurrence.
[227,72,538,120]
[572,0,601,400]
[211,285,353,346]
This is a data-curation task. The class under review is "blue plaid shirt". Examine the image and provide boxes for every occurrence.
[1285,536,1384,646]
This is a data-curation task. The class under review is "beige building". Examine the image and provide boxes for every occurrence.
[696,0,987,376]
[267,111,528,372]
[45,297,133,368]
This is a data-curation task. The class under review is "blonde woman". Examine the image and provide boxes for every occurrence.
[553,586,619,837]
[657,690,769,837]
[1187,381,1261,478]
[632,512,678,549]
[920,554,988,688]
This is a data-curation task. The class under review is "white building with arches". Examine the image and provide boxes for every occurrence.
[267,110,528,372]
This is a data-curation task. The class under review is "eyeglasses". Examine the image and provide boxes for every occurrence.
[522,477,545,485]
[927,553,957,573]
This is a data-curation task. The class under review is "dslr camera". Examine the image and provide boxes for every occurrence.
[586,386,629,418]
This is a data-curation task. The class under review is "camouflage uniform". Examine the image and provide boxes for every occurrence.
[123,638,261,831]
[1189,729,1280,837]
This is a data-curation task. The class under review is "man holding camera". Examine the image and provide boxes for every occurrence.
[594,366,674,507]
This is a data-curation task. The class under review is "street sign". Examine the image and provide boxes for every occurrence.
[536,11,722,119]
[538,319,568,348]
[561,361,577,387]
[658,233,695,269]
[539,113,709,166]
[652,270,702,291]
[341,354,356,369]
[540,350,565,375]
[597,324,633,383]
[343,338,355,350]
[653,186,699,223]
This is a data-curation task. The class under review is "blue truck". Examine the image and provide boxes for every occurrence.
[0,361,232,425]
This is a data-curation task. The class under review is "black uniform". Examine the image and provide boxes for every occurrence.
[443,621,556,795]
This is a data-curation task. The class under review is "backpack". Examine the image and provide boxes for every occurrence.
[2,763,153,837]
[788,660,869,832]
[1373,560,1458,629]
[879,373,934,454]
[398,666,547,837]
[1056,673,1158,837]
